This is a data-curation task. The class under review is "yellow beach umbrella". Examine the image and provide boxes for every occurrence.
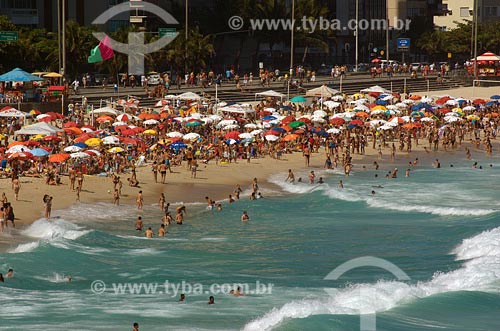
[108,147,124,153]
[143,129,157,135]
[85,138,102,147]
[31,134,45,140]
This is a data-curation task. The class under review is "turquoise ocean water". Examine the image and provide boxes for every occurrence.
[1,155,500,331]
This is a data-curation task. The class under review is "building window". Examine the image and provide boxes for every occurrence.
[485,6,497,17]
[460,7,470,17]
[1,0,36,9]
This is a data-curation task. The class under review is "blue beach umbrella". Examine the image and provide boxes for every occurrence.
[375,100,388,105]
[262,116,277,121]
[31,148,50,157]
[491,95,500,100]
[170,142,187,149]
[271,127,286,133]
[0,68,44,82]
[73,142,88,148]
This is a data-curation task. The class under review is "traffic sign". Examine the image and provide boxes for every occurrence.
[0,31,18,42]
[397,38,410,51]
[159,28,176,38]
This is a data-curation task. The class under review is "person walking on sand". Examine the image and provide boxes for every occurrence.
[69,168,76,190]
[11,176,20,201]
[136,190,144,210]
[303,145,311,167]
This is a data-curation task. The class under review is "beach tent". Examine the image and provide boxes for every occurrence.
[15,122,64,136]
[177,92,202,100]
[306,85,340,110]
[255,90,285,102]
[91,106,117,116]
[360,85,392,94]
[306,85,339,98]
[472,51,500,61]
[0,107,31,118]
[0,68,44,82]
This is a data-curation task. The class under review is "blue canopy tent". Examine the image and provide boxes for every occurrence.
[0,68,44,82]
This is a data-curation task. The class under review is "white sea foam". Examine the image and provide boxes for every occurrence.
[243,226,500,331]
[8,241,40,254]
[22,218,90,241]
[34,272,71,283]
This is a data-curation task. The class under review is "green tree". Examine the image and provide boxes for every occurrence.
[166,27,214,73]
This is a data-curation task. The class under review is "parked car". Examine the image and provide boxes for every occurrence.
[410,63,421,72]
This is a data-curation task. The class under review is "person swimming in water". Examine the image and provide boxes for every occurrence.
[135,217,143,231]
[208,296,215,304]
[241,211,249,222]
[145,227,154,238]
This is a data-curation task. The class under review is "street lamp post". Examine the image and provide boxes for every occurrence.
[473,0,479,79]
[355,0,359,72]
[62,0,66,80]
[289,0,295,100]
[57,0,61,79]
[185,0,188,77]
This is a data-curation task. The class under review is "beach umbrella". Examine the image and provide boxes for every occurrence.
[73,142,88,148]
[265,134,279,141]
[327,128,341,134]
[7,141,26,148]
[143,129,157,135]
[330,118,345,126]
[239,132,254,139]
[170,142,187,149]
[70,152,90,158]
[490,95,500,100]
[64,145,82,152]
[96,115,114,123]
[102,136,121,145]
[116,114,131,122]
[289,121,305,128]
[6,145,31,154]
[81,127,95,133]
[185,121,202,127]
[445,100,458,107]
[323,101,341,109]
[112,121,128,127]
[223,124,240,130]
[420,117,435,122]
[108,147,125,153]
[183,132,200,141]
[290,96,307,103]
[167,131,183,138]
[349,119,364,126]
[250,129,263,136]
[63,121,79,128]
[8,151,33,160]
[313,110,328,117]
[283,134,299,141]
[64,127,83,135]
[30,148,50,157]
[244,123,258,129]
[224,131,241,140]
[379,125,394,131]
[48,153,70,163]
[85,138,102,147]
[42,135,61,142]
[463,106,476,112]
[467,115,480,121]
[143,119,159,125]
[226,139,238,145]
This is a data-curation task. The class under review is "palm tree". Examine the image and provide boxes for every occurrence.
[294,0,331,64]
[166,27,214,73]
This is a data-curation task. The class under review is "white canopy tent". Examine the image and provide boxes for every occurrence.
[219,105,256,118]
[14,122,64,136]
[360,85,392,94]
[255,90,286,102]
[0,107,31,120]
[177,92,202,100]
[305,85,340,98]
[305,85,340,110]
[91,106,118,116]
